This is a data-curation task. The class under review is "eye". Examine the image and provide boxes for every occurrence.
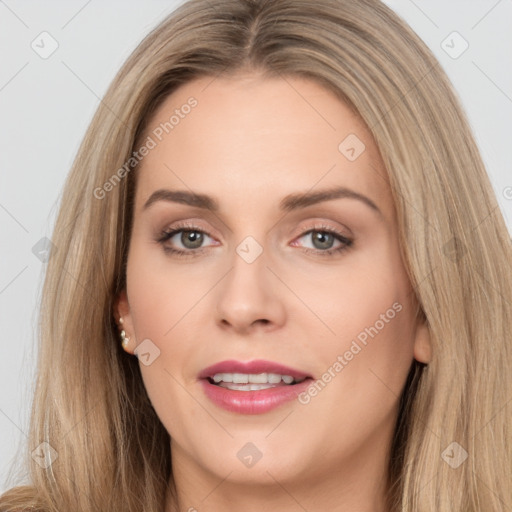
[157,223,217,257]
[173,230,207,250]
[292,225,353,256]
[157,222,353,258]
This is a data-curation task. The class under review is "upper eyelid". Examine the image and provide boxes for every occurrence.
[162,219,348,234]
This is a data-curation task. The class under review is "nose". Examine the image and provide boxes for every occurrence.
[215,244,286,335]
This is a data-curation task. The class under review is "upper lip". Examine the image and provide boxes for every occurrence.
[198,359,313,380]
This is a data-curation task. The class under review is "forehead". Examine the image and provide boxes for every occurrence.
[134,73,392,218]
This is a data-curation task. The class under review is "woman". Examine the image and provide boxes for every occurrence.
[1,0,510,510]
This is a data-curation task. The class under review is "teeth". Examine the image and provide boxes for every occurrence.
[248,373,268,384]
[267,373,282,384]
[218,383,277,391]
[211,372,303,385]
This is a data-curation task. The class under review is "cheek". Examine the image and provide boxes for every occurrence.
[126,241,209,340]
[295,243,416,397]
[125,243,214,437]
[291,277,415,454]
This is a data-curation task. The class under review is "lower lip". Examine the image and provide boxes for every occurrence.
[200,378,313,414]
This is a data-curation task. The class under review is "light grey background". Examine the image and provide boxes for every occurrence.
[1,0,511,493]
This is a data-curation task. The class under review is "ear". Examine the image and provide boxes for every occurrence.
[114,289,135,353]
[413,319,432,364]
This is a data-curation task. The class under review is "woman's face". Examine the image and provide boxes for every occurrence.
[116,73,431,504]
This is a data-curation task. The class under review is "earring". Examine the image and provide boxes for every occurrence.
[119,317,129,349]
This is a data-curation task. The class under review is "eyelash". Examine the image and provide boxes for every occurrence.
[156,222,353,258]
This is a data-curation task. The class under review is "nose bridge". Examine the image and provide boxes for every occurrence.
[215,233,285,331]
[235,234,266,266]
[225,234,269,305]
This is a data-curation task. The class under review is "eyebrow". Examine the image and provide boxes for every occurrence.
[143,186,382,216]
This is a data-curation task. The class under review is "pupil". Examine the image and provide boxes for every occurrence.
[182,231,203,249]
[313,231,333,250]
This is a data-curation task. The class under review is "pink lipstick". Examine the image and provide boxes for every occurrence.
[198,359,313,414]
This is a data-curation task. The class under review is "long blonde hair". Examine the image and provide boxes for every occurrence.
[1,0,511,510]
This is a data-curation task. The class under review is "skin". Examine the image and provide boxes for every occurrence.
[115,72,431,512]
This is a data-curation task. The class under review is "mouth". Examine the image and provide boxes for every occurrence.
[206,373,308,391]
[199,359,313,387]
[198,359,314,413]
